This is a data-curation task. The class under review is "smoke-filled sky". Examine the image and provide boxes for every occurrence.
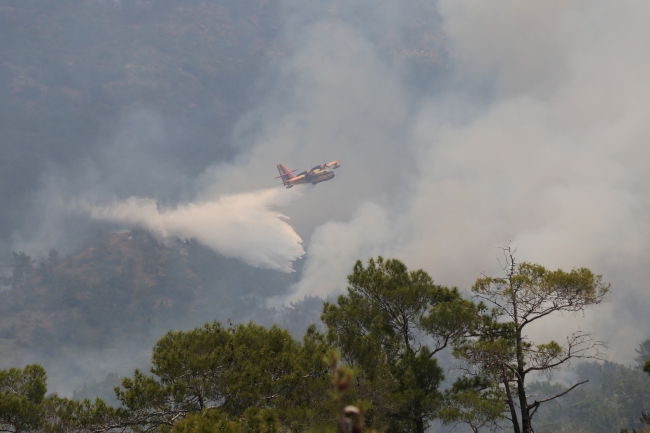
[193,1,650,362]
[5,0,650,365]
[217,0,650,363]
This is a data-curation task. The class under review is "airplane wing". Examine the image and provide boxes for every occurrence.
[326,160,340,169]
[310,160,340,171]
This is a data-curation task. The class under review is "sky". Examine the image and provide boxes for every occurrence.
[6,0,650,367]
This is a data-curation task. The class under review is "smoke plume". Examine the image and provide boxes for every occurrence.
[82,187,304,273]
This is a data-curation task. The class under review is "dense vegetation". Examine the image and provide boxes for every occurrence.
[2,3,649,433]
[2,256,649,433]
[0,228,302,369]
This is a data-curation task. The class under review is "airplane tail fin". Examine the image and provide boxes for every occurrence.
[276,164,296,187]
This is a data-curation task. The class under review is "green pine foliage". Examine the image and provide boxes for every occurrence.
[170,407,281,433]
[114,321,331,432]
[637,339,650,369]
[3,256,649,433]
[0,364,48,433]
[453,251,610,433]
[322,257,481,433]
[438,376,505,433]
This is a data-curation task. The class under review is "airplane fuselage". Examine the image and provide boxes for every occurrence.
[276,160,339,188]
[290,170,335,186]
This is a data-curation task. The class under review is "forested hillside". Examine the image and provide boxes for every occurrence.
[0,0,314,388]
[0,0,443,252]
[1,257,650,433]
[0,0,442,393]
[0,0,281,248]
[0,227,306,369]
[529,358,650,433]
[2,2,650,433]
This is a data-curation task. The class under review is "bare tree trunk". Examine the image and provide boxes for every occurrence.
[502,366,521,433]
[515,323,531,433]
[516,375,531,433]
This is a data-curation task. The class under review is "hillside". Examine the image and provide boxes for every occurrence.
[0,0,283,245]
[0,0,445,249]
[0,228,300,366]
[0,0,445,390]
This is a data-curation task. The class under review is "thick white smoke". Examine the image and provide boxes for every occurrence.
[215,1,650,362]
[82,187,304,273]
[12,0,650,365]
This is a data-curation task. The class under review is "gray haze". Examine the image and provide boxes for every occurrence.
[2,0,650,395]
[204,0,650,362]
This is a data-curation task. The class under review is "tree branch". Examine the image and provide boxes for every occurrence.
[529,380,588,408]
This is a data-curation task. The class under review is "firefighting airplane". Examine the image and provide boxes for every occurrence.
[275,160,340,188]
